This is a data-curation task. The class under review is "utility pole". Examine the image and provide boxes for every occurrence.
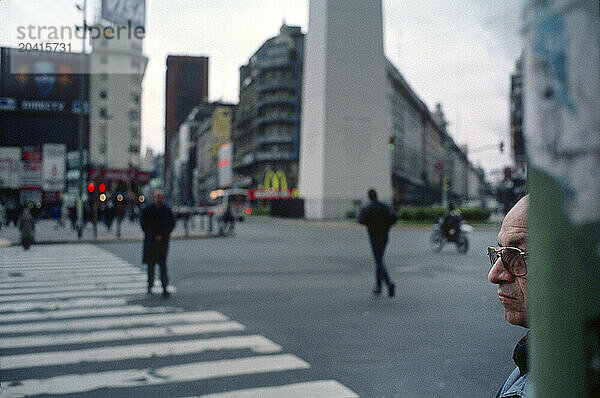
[522,1,600,396]
[76,0,87,239]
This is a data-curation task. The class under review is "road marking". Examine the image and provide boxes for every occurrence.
[0,287,146,302]
[0,270,145,283]
[195,380,359,397]
[0,311,228,333]
[0,297,129,312]
[0,305,177,323]
[1,281,147,296]
[0,321,246,349]
[0,354,311,397]
[3,335,282,370]
[0,275,146,289]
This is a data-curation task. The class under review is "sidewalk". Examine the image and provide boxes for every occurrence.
[0,217,213,247]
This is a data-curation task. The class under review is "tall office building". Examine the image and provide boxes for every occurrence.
[299,0,390,218]
[164,55,209,188]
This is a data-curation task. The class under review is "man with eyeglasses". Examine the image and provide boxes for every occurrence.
[487,195,530,397]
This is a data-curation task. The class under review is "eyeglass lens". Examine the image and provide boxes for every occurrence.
[489,248,527,276]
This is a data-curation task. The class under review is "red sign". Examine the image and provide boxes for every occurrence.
[247,188,297,201]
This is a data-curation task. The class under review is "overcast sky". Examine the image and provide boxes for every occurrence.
[1,0,525,177]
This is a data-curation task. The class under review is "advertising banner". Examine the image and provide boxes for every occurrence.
[102,0,146,28]
[218,143,233,188]
[0,147,21,189]
[42,143,66,192]
[21,146,42,189]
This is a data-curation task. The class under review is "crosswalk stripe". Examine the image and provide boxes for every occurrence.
[1,281,147,295]
[0,268,144,279]
[195,380,360,398]
[3,335,282,370]
[0,311,228,333]
[0,305,176,323]
[0,275,146,289]
[0,265,137,272]
[0,321,246,349]
[0,309,227,333]
[0,287,146,302]
[0,354,311,397]
[0,297,129,312]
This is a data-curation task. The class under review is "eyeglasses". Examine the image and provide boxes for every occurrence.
[486,246,528,277]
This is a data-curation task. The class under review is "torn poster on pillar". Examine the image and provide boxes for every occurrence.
[522,0,600,224]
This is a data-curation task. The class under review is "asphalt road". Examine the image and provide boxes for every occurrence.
[87,218,526,397]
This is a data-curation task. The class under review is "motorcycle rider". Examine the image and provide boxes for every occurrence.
[440,202,463,240]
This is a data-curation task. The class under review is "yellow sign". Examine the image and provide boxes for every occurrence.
[263,170,288,190]
[211,107,232,157]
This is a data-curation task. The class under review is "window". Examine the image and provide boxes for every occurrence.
[99,108,108,118]
[129,145,140,153]
[130,92,140,105]
[99,90,107,99]
[129,126,139,139]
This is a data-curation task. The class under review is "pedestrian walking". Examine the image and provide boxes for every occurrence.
[487,195,531,397]
[140,189,176,298]
[18,208,35,250]
[358,189,397,297]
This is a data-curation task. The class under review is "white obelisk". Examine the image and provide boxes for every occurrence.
[299,0,391,219]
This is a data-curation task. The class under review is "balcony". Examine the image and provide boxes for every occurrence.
[256,97,298,110]
[255,151,297,162]
[255,134,296,146]
[257,82,297,94]
[255,115,298,127]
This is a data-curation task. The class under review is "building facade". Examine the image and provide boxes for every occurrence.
[232,24,304,192]
[165,55,209,189]
[0,47,89,207]
[510,55,526,167]
[88,24,147,172]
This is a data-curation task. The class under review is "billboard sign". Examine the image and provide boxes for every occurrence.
[42,144,66,192]
[0,147,21,189]
[21,146,42,189]
[102,0,146,28]
[218,142,233,188]
[1,48,89,114]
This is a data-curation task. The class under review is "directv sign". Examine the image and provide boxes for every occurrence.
[102,0,146,28]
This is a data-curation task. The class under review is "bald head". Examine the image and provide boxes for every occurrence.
[498,195,528,248]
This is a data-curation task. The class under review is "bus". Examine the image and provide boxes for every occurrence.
[208,188,251,222]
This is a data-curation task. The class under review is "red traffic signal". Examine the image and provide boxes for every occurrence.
[87,183,95,193]
[99,183,106,193]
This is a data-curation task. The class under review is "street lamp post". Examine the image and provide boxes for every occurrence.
[76,0,87,239]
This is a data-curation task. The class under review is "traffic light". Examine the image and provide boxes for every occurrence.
[388,135,396,150]
[99,183,106,193]
[87,183,95,193]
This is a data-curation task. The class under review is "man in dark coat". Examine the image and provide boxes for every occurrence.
[358,189,397,297]
[141,189,176,297]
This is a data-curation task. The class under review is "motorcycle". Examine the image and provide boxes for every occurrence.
[430,217,473,254]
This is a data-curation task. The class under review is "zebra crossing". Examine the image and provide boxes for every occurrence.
[0,244,358,397]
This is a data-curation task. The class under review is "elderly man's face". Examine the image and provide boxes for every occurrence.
[153,191,165,206]
[488,196,529,327]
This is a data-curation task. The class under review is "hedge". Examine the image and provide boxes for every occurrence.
[396,206,490,222]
